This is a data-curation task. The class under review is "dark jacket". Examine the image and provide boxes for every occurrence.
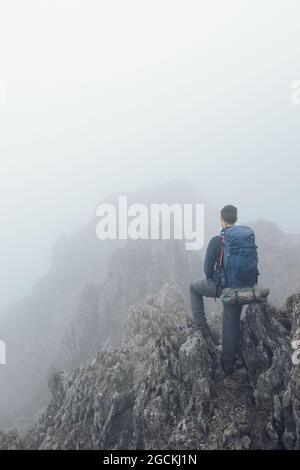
[204,230,224,281]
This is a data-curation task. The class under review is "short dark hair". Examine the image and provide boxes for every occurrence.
[221,205,237,224]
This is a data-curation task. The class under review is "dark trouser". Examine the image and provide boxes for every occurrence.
[189,279,243,375]
[189,279,220,328]
[221,302,242,375]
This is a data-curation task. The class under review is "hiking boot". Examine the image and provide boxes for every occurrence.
[223,373,238,390]
[221,360,234,377]
[235,356,244,370]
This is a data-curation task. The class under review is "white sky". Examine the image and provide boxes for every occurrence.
[0,0,300,313]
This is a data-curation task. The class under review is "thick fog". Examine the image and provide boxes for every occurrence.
[0,0,300,314]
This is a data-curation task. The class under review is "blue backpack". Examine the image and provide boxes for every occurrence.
[218,225,259,288]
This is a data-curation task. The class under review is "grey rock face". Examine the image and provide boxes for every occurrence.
[0,221,122,431]
[240,295,300,449]
[278,295,300,449]
[0,185,299,433]
[2,284,299,450]
[0,182,202,430]
[29,285,215,450]
[60,239,200,370]
[0,430,24,450]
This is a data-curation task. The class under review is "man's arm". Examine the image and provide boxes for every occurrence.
[204,236,221,279]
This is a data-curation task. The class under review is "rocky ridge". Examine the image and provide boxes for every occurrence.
[1,284,299,450]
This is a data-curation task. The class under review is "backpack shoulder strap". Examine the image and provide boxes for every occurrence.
[219,234,225,271]
[215,232,225,300]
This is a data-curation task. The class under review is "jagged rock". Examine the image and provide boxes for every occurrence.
[241,302,292,404]
[241,294,300,449]
[282,294,300,449]
[29,285,216,450]
[0,182,204,430]
[1,285,300,450]
[0,430,24,450]
[61,239,200,370]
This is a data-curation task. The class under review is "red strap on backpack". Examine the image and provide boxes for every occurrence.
[219,234,225,272]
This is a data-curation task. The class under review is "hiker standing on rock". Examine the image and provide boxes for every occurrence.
[190,205,259,378]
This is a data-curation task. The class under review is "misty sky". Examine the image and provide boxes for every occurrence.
[0,0,300,314]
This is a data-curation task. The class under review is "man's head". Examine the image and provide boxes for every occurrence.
[220,205,237,228]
